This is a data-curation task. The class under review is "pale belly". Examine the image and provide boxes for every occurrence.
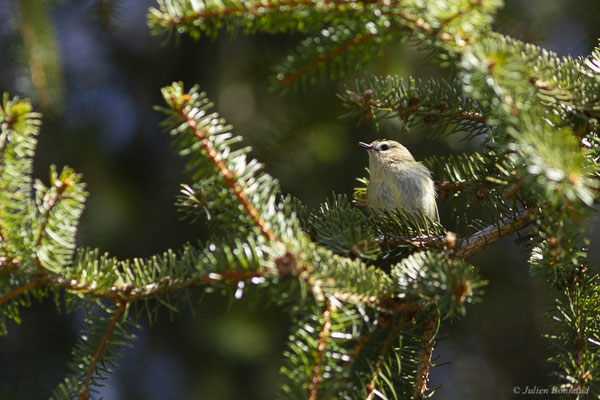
[366,168,437,219]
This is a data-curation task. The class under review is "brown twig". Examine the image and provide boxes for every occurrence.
[179,109,279,243]
[413,313,438,399]
[309,301,334,400]
[78,302,126,400]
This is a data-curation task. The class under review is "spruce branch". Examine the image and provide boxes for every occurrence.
[277,31,376,86]
[274,22,410,88]
[454,208,535,259]
[150,0,343,27]
[78,302,126,400]
[174,98,279,243]
[33,165,87,273]
[34,167,71,250]
[148,0,358,39]
[159,83,292,243]
[57,268,263,303]
[149,0,501,89]
[5,0,600,395]
[0,93,41,257]
[148,0,499,45]
[353,91,488,124]
[375,208,534,259]
[0,280,37,306]
[545,274,600,396]
[364,319,403,400]
[343,76,495,140]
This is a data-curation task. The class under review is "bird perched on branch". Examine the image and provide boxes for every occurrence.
[359,139,438,220]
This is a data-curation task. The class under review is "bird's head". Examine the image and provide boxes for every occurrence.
[358,139,415,167]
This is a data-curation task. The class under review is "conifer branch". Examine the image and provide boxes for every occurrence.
[35,175,69,248]
[364,319,403,400]
[278,32,376,86]
[309,300,334,400]
[0,280,37,306]
[413,313,438,399]
[362,98,488,124]
[53,269,263,302]
[78,302,126,400]
[437,0,482,31]
[454,208,535,259]
[566,285,591,393]
[152,0,346,26]
[377,208,535,258]
[177,103,279,244]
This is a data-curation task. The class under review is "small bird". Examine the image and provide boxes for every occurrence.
[359,139,438,220]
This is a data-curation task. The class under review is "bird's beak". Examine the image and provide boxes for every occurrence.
[358,141,373,150]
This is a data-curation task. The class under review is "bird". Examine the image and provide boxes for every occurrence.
[359,139,438,220]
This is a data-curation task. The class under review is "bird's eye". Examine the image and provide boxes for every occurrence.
[380,143,389,151]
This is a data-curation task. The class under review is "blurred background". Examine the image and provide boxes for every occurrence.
[1,0,600,398]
